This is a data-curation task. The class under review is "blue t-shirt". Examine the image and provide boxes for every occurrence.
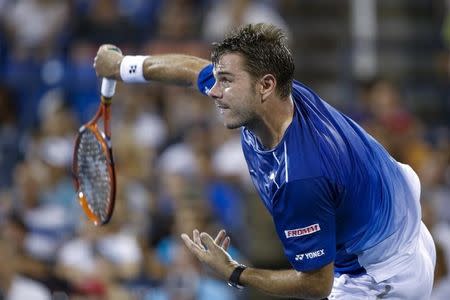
[197,65,419,275]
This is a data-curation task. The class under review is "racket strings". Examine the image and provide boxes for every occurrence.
[76,129,112,222]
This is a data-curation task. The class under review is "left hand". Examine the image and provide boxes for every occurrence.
[181,229,239,279]
[93,44,123,80]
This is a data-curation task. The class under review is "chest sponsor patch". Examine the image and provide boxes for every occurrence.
[284,223,321,239]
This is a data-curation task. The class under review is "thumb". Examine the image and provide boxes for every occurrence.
[200,232,216,249]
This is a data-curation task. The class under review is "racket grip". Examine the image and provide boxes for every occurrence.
[101,78,116,98]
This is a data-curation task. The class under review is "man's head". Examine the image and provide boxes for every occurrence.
[211,23,294,98]
[209,23,294,129]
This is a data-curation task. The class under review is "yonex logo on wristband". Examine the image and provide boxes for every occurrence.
[120,55,149,83]
[129,65,137,74]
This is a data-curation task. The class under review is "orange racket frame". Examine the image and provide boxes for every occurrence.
[72,79,116,226]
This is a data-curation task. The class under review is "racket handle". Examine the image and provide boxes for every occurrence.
[101,78,116,98]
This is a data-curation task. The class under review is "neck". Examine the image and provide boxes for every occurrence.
[248,95,294,149]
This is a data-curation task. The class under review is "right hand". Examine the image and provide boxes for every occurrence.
[181,229,239,280]
[93,44,123,80]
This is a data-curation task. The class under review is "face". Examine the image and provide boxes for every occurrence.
[208,53,260,129]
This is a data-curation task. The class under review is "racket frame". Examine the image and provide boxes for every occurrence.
[72,94,116,226]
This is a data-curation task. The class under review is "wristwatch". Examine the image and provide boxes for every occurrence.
[227,264,247,289]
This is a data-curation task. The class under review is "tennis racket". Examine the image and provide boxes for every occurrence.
[73,78,117,226]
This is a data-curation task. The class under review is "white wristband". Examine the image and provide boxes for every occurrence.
[120,55,149,83]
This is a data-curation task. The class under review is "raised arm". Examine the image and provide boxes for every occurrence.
[94,44,211,88]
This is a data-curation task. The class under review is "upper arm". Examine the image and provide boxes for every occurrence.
[272,177,338,272]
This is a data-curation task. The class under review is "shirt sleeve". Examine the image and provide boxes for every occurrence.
[197,64,215,95]
[272,177,337,272]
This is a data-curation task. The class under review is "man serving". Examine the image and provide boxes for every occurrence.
[94,23,436,299]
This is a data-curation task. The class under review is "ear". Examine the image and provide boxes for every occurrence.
[258,74,276,102]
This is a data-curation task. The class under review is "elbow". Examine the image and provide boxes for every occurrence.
[312,286,332,300]
[300,286,332,300]
[296,265,333,299]
[291,280,332,299]
[309,275,333,299]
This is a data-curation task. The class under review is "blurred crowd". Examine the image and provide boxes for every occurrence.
[0,0,448,299]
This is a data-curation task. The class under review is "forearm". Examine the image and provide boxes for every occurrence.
[239,263,333,299]
[180,230,333,299]
[141,55,210,87]
[95,45,210,88]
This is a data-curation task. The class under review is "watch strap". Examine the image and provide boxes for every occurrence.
[228,264,247,289]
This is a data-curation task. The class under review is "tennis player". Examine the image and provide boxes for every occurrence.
[94,23,436,299]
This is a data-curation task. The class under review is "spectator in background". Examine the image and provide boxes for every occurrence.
[147,192,242,300]
[73,0,162,43]
[56,204,142,299]
[202,0,291,42]
[72,0,136,45]
[35,91,78,211]
[1,0,70,130]
[442,0,450,60]
[0,85,22,189]
[0,228,52,300]
[7,93,79,264]
[0,0,69,59]
[1,213,72,295]
[64,40,102,123]
[11,158,72,262]
[157,0,202,41]
[353,78,430,171]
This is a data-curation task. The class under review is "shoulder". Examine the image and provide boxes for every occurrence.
[197,64,214,95]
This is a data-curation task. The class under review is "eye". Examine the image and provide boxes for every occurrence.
[220,77,232,87]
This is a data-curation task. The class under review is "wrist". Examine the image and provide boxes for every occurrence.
[227,263,247,290]
[114,57,122,80]
[119,55,149,83]
[226,261,241,278]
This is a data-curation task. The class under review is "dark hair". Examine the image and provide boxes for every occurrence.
[211,23,295,98]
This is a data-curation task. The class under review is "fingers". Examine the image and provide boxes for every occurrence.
[181,230,231,255]
[181,233,205,258]
[222,236,231,251]
[193,229,205,250]
[200,232,217,250]
[214,229,226,245]
[214,230,231,250]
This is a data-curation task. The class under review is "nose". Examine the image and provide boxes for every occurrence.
[208,80,221,99]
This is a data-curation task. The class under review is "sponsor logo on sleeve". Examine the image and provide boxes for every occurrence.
[295,249,325,261]
[284,223,321,239]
